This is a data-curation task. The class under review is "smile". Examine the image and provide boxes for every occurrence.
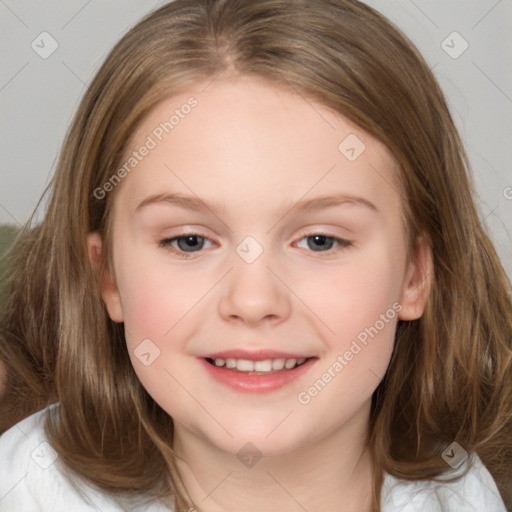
[200,354,317,393]
[206,357,309,373]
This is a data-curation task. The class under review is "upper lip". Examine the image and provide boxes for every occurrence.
[202,350,314,361]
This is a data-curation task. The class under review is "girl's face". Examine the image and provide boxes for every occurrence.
[90,75,430,457]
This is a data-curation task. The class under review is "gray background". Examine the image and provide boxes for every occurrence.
[0,0,511,278]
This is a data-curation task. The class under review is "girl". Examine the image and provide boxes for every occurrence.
[1,0,511,511]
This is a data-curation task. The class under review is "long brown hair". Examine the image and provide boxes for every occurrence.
[1,0,511,510]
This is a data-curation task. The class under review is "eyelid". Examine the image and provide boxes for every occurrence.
[158,231,217,258]
[293,232,353,255]
[291,225,353,244]
[158,228,353,259]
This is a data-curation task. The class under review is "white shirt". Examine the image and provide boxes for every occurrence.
[0,406,507,511]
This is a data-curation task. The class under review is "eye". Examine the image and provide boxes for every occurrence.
[295,234,352,253]
[158,232,352,259]
[159,234,214,258]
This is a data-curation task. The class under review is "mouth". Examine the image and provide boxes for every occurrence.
[204,356,311,374]
[199,353,318,393]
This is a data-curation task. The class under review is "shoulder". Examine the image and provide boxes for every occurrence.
[381,452,507,512]
[0,405,172,512]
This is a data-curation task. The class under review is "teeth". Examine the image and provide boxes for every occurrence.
[284,358,297,369]
[254,359,272,372]
[210,357,308,372]
[272,358,285,370]
[236,359,254,371]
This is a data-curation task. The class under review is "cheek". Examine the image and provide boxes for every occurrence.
[115,255,205,350]
[115,259,205,409]
[294,249,402,416]
[299,244,405,345]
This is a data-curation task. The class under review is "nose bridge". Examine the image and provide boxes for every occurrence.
[218,235,291,325]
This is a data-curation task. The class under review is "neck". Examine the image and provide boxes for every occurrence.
[173,403,374,512]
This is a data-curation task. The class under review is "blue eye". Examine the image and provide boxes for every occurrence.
[159,232,352,259]
[296,234,352,253]
[159,234,214,256]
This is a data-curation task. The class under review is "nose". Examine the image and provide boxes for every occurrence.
[218,253,292,327]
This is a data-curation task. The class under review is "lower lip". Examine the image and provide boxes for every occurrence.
[199,357,317,393]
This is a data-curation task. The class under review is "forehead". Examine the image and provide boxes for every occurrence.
[115,75,402,218]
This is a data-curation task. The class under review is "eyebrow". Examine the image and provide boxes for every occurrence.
[135,192,378,215]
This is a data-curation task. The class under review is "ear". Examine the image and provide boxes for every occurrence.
[398,235,433,321]
[87,232,124,323]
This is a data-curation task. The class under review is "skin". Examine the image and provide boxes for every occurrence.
[88,75,432,512]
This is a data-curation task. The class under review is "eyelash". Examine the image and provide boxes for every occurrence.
[158,232,353,259]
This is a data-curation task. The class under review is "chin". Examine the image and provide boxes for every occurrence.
[205,417,311,459]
